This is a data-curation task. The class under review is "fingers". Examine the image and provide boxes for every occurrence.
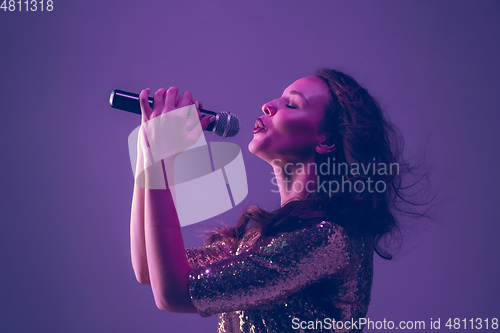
[178,91,193,108]
[175,93,181,107]
[194,100,212,130]
[151,87,198,115]
[199,110,216,131]
[152,88,167,118]
[165,87,179,111]
[139,88,152,122]
[195,100,203,110]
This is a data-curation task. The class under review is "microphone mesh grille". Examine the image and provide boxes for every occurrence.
[214,112,240,138]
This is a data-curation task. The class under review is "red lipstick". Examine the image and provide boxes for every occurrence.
[253,118,266,134]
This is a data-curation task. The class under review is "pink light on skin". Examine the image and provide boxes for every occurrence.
[248,76,336,206]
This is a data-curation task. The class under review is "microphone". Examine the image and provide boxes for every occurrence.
[109,89,240,138]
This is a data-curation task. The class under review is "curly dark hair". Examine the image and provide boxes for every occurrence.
[205,68,433,260]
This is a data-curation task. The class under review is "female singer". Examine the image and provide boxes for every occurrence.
[130,69,424,332]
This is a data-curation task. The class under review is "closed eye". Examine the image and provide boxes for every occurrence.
[286,104,297,109]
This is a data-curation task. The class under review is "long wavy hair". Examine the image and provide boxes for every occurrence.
[205,68,433,259]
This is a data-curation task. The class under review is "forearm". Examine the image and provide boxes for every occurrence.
[130,132,152,285]
[131,87,207,313]
[144,159,196,312]
[130,183,150,284]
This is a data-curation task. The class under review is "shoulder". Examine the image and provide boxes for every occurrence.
[257,220,348,256]
[185,240,234,268]
[316,220,374,244]
[296,220,349,242]
[288,221,374,261]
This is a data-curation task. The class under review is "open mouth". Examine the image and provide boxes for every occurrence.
[253,118,266,134]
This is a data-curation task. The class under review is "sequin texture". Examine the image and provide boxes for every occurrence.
[186,221,374,332]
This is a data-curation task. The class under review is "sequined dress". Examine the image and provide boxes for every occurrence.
[186,221,374,333]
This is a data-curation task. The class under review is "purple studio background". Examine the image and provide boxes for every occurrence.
[1,1,499,332]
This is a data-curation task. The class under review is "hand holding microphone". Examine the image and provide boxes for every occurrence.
[142,87,215,157]
[110,88,240,138]
[139,87,214,132]
[135,87,212,188]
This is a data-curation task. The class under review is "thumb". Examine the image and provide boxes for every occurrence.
[199,111,216,131]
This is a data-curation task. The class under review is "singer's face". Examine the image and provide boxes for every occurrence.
[248,76,330,163]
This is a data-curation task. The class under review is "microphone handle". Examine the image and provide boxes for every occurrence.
[110,89,217,131]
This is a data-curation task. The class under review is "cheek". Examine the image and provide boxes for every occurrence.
[274,114,319,136]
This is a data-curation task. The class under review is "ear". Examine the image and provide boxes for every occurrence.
[316,134,336,154]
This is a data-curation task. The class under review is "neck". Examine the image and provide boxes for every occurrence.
[271,156,318,206]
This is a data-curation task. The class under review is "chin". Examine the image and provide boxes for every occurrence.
[249,136,284,164]
[248,139,265,157]
[248,140,259,155]
[249,145,276,166]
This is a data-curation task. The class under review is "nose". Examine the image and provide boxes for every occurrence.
[262,102,276,116]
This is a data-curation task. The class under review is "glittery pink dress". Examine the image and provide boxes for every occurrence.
[186,221,374,333]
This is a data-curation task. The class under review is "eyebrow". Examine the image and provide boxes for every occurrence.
[289,90,309,105]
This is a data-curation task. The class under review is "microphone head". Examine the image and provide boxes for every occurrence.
[213,112,240,138]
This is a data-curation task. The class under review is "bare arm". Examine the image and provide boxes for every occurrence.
[130,123,153,285]
[144,157,197,312]
[132,87,212,312]
[130,181,150,284]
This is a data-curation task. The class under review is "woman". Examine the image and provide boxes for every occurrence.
[130,69,421,332]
